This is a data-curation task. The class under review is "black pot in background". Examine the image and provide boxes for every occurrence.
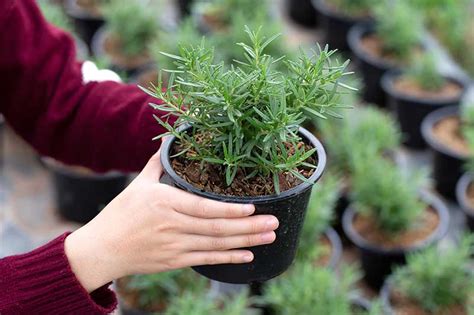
[287,0,318,28]
[44,158,128,224]
[64,0,104,54]
[456,173,474,231]
[342,190,450,289]
[421,106,468,200]
[347,23,398,106]
[350,296,372,312]
[324,227,343,269]
[382,71,465,149]
[333,181,350,241]
[160,126,327,284]
[311,0,371,52]
[175,0,194,19]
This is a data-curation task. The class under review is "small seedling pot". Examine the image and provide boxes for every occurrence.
[455,173,474,231]
[75,36,89,60]
[382,71,466,149]
[347,22,399,106]
[421,106,467,200]
[43,158,128,224]
[64,0,104,53]
[323,227,343,270]
[160,126,327,284]
[287,0,318,27]
[311,0,371,51]
[175,0,194,19]
[342,190,449,289]
[350,296,372,313]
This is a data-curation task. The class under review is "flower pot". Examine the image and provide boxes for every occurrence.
[91,26,153,78]
[347,23,399,106]
[75,36,89,60]
[287,0,318,28]
[322,227,343,269]
[421,106,468,200]
[455,173,474,232]
[382,71,466,149]
[175,0,194,19]
[333,180,350,241]
[160,126,327,284]
[43,158,128,224]
[311,0,371,51]
[342,190,450,289]
[350,296,372,313]
[64,0,104,53]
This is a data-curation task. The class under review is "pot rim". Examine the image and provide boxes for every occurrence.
[420,105,467,160]
[455,172,474,219]
[64,0,104,21]
[342,189,450,255]
[311,0,372,23]
[349,294,372,312]
[160,125,326,203]
[324,227,343,269]
[42,157,127,180]
[381,70,467,106]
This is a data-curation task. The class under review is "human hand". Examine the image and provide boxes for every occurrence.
[65,151,279,292]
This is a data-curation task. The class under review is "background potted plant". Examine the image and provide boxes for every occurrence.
[347,0,423,106]
[381,234,474,315]
[175,0,194,20]
[311,0,374,51]
[92,0,158,77]
[286,0,318,28]
[342,152,450,289]
[421,105,470,200]
[382,53,467,149]
[142,27,354,283]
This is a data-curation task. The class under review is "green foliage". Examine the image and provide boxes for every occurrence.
[143,27,353,193]
[407,53,446,91]
[392,234,474,313]
[124,269,207,311]
[373,0,423,62]
[325,0,376,16]
[104,0,158,57]
[39,1,74,33]
[350,153,427,235]
[462,104,474,173]
[194,0,270,27]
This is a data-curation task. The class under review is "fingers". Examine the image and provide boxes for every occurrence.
[181,214,279,237]
[182,231,276,251]
[178,250,255,267]
[140,150,163,181]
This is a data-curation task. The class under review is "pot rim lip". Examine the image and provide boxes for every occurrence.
[42,157,127,179]
[381,70,467,106]
[347,22,399,71]
[342,189,450,254]
[348,294,373,312]
[420,105,468,160]
[456,172,474,218]
[160,125,326,203]
[310,0,372,23]
[324,227,343,270]
[64,0,104,21]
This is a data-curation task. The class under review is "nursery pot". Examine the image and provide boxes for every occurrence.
[421,106,467,200]
[43,158,128,224]
[347,23,399,106]
[350,296,372,313]
[160,126,326,284]
[342,190,449,289]
[456,173,474,232]
[323,227,343,270]
[311,0,371,51]
[382,71,465,149]
[287,0,318,27]
[175,0,194,19]
[64,0,104,53]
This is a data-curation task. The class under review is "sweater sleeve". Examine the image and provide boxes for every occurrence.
[0,0,171,173]
[0,233,117,315]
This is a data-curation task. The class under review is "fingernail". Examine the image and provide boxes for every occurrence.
[261,232,276,243]
[266,217,279,230]
[243,253,254,262]
[242,204,255,215]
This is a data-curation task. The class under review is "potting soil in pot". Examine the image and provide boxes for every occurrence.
[431,116,469,156]
[392,77,463,100]
[389,290,469,315]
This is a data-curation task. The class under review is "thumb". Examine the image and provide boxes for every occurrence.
[139,149,163,182]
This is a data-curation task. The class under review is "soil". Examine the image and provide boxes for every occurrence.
[359,34,420,66]
[314,234,332,267]
[390,289,469,315]
[432,116,470,156]
[116,278,167,313]
[321,0,371,18]
[466,182,474,214]
[352,207,439,249]
[77,0,102,17]
[170,139,317,197]
[103,32,151,70]
[202,13,229,33]
[392,77,463,100]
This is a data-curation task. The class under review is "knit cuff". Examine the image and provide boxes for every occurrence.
[5,233,117,314]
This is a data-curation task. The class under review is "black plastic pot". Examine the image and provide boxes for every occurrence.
[342,190,450,289]
[311,0,371,51]
[421,106,468,200]
[160,126,327,284]
[287,0,318,28]
[350,296,372,312]
[324,227,343,269]
[333,180,350,241]
[64,0,104,54]
[175,0,194,19]
[382,71,465,149]
[44,158,128,224]
[347,23,399,106]
[456,173,474,232]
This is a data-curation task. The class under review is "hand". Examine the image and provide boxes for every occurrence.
[65,151,279,292]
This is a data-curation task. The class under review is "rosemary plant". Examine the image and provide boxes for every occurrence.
[407,53,446,91]
[143,27,354,194]
[392,234,474,313]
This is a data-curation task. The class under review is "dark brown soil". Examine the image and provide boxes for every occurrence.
[359,34,420,65]
[390,290,469,315]
[202,13,228,33]
[170,140,317,197]
[322,0,371,18]
[352,207,439,249]
[466,182,474,214]
[393,77,463,100]
[77,0,102,17]
[432,116,470,156]
[103,32,151,69]
[314,234,332,267]
[116,278,167,313]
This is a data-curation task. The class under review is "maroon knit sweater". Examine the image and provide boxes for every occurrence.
[0,0,170,314]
